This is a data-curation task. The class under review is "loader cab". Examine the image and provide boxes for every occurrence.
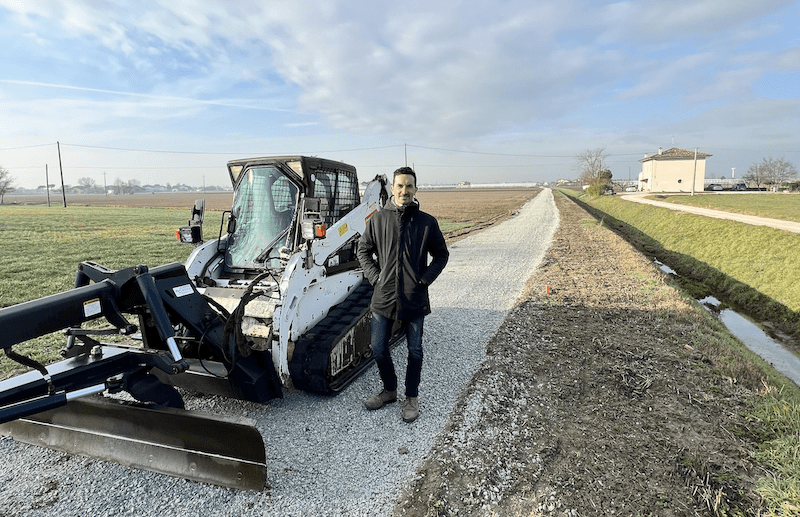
[224,157,361,273]
[225,163,300,271]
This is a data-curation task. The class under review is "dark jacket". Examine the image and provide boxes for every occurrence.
[357,198,449,320]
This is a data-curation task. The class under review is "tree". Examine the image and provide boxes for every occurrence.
[78,177,97,188]
[113,177,126,195]
[0,166,15,204]
[576,147,611,196]
[745,157,798,189]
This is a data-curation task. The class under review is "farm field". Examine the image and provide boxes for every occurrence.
[647,191,800,222]
[3,188,535,231]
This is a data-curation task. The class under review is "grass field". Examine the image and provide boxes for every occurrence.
[575,193,800,314]
[649,192,800,222]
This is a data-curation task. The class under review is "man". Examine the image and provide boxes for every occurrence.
[356,167,449,423]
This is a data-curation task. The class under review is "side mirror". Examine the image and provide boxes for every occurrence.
[189,199,205,226]
[176,199,205,244]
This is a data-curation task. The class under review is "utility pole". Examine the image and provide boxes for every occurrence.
[732,167,735,179]
[404,144,408,167]
[691,147,698,196]
[103,171,107,196]
[45,164,51,207]
[57,141,67,207]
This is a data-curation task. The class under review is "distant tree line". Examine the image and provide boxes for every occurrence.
[27,178,228,195]
[0,165,14,204]
[743,157,798,189]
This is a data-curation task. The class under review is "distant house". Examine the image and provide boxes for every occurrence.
[638,147,711,193]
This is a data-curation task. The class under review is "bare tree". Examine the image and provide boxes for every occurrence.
[113,177,126,195]
[0,166,15,204]
[78,177,97,188]
[576,148,611,194]
[745,157,798,189]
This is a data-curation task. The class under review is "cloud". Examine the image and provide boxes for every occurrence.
[0,80,294,112]
[1,0,798,168]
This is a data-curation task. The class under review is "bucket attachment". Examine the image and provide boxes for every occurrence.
[0,396,267,491]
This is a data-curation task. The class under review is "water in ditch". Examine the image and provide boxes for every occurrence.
[653,259,800,387]
[699,296,800,387]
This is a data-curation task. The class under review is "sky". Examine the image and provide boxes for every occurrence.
[1,0,799,190]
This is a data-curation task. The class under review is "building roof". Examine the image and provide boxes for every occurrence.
[639,147,712,162]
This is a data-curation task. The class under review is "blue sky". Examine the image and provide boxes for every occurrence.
[1,0,799,189]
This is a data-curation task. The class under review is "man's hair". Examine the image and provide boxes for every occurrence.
[393,166,417,186]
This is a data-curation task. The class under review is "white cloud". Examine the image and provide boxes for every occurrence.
[1,0,799,188]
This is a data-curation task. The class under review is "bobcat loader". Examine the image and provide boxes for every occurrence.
[0,156,393,490]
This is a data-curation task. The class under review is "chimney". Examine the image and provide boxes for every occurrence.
[658,147,663,154]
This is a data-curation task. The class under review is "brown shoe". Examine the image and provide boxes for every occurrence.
[364,389,397,410]
[401,397,419,423]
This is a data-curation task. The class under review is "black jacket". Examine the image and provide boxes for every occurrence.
[356,198,449,320]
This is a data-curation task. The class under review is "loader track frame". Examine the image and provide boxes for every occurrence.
[289,282,404,394]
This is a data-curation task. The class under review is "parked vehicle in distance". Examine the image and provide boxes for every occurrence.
[705,184,723,191]
[624,185,637,192]
[733,183,747,191]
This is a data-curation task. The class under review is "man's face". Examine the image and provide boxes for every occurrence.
[391,174,418,206]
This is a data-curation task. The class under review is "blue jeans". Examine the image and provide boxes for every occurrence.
[370,313,424,398]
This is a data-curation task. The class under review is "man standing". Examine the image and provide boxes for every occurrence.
[356,167,449,423]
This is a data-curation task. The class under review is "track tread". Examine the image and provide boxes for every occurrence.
[289,282,374,394]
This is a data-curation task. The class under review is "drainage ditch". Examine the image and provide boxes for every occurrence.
[655,259,800,387]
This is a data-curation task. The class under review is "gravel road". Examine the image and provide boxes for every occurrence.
[0,189,558,517]
[622,192,800,233]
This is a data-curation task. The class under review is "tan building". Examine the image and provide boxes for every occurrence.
[638,147,711,193]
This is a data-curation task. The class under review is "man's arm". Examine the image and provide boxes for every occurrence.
[421,222,449,286]
[356,223,381,286]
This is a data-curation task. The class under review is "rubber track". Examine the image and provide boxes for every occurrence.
[289,281,374,394]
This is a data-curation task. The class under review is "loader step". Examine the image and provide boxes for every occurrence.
[0,396,267,491]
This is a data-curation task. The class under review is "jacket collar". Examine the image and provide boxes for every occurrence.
[387,197,420,215]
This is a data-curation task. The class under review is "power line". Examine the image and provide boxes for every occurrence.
[59,142,405,155]
[0,143,55,151]
[406,143,644,158]
[4,141,799,163]
[2,164,221,171]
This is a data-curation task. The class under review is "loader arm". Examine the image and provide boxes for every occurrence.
[0,261,277,490]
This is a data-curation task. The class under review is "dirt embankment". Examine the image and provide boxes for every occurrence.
[397,192,766,516]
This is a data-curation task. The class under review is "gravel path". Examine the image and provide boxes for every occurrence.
[622,192,800,233]
[0,189,558,517]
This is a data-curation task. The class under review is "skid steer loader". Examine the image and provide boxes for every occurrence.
[0,156,393,490]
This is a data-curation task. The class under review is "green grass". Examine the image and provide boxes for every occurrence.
[585,196,800,314]
[750,388,800,516]
[0,205,208,378]
[0,205,202,306]
[652,193,800,223]
[438,221,472,232]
